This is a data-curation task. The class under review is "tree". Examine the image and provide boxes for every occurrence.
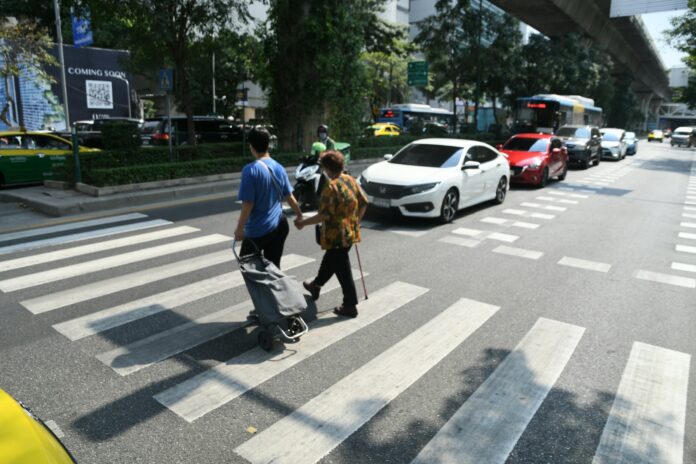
[261,0,395,151]
[668,1,696,107]
[415,0,482,131]
[0,17,58,128]
[362,38,413,114]
[78,0,251,143]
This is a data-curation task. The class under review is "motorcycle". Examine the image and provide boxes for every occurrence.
[293,154,325,211]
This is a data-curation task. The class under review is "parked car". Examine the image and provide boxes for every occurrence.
[358,139,509,223]
[0,131,99,188]
[555,125,602,169]
[364,123,402,137]
[599,128,627,161]
[141,116,244,146]
[625,131,638,155]
[670,126,696,147]
[663,128,672,139]
[647,129,664,142]
[0,388,77,463]
[57,117,143,149]
[498,133,568,187]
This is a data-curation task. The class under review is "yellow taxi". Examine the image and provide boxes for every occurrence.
[364,123,402,137]
[0,130,99,188]
[0,389,76,463]
[647,129,663,142]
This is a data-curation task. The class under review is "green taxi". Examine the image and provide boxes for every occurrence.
[0,131,99,188]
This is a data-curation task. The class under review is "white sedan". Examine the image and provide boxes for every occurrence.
[358,138,510,223]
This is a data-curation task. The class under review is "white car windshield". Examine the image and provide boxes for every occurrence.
[389,144,463,168]
[601,132,621,142]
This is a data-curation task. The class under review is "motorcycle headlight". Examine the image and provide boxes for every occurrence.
[405,182,440,195]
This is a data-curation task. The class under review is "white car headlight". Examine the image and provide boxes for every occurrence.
[404,182,440,195]
[527,157,543,169]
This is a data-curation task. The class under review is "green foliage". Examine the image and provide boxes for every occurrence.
[263,0,393,150]
[101,121,142,150]
[362,38,413,111]
[668,2,696,108]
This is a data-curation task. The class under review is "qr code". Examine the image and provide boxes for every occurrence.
[86,80,113,109]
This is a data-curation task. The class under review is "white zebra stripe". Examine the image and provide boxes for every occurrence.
[0,213,147,243]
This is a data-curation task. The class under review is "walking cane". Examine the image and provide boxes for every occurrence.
[355,244,368,300]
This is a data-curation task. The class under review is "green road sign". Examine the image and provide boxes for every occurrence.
[408,61,428,86]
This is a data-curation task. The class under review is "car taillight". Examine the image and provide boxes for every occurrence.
[152,132,169,141]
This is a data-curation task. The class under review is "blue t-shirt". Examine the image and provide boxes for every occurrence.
[237,158,292,238]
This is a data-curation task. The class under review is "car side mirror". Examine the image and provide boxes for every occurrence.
[496,144,503,150]
[384,154,393,161]
[462,160,481,170]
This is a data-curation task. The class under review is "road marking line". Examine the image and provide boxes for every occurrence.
[0,212,148,243]
[682,213,696,219]
[486,232,518,243]
[676,244,696,254]
[0,219,171,256]
[680,222,696,229]
[521,202,567,212]
[97,270,366,376]
[513,221,539,229]
[548,190,589,199]
[452,227,484,237]
[2,226,196,272]
[536,196,579,204]
[530,212,555,219]
[44,420,65,439]
[52,254,313,340]
[678,232,696,240]
[684,206,696,211]
[592,342,689,464]
[438,236,480,248]
[492,245,543,260]
[388,228,429,238]
[686,201,696,206]
[501,209,526,216]
[671,262,696,273]
[687,196,696,201]
[155,282,429,422]
[0,234,230,293]
[634,270,696,288]
[412,318,584,464]
[558,256,611,273]
[235,297,499,464]
[21,250,233,314]
[481,217,508,225]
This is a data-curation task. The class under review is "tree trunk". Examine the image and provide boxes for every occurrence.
[492,94,498,124]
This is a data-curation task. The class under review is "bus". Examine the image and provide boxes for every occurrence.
[513,94,603,134]
[376,103,455,134]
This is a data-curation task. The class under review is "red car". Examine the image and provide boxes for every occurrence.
[498,133,568,187]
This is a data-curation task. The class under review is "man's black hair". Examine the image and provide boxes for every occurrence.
[248,128,270,153]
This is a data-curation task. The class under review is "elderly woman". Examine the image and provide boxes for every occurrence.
[294,150,368,318]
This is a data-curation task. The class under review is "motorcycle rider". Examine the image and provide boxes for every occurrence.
[317,125,335,151]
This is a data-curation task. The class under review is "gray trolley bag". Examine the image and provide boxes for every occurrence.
[233,240,309,351]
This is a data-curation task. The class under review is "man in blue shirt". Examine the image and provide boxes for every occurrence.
[235,128,303,267]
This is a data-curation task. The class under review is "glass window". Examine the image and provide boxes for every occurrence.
[0,135,22,149]
[557,127,590,138]
[475,146,498,163]
[503,137,549,152]
[625,132,636,140]
[142,120,163,134]
[601,131,621,142]
[23,135,70,150]
[390,144,463,168]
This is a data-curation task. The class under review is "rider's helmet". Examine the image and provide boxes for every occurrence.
[317,124,329,142]
[311,141,327,156]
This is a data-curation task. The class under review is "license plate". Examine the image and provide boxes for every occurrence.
[372,197,391,208]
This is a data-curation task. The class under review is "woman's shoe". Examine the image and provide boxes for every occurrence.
[303,280,321,300]
[333,304,358,318]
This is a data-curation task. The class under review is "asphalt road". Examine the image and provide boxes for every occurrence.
[0,140,694,464]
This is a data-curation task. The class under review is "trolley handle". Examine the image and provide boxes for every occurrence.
[231,238,262,267]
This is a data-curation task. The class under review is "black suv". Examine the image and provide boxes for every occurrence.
[141,116,244,146]
[555,125,602,169]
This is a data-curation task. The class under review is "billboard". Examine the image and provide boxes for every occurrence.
[610,0,687,17]
[0,45,130,131]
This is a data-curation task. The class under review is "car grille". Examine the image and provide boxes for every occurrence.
[510,166,524,176]
[602,148,612,156]
[363,181,407,199]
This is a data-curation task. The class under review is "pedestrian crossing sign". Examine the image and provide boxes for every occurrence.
[158,68,174,92]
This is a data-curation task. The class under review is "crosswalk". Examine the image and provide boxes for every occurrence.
[0,212,692,463]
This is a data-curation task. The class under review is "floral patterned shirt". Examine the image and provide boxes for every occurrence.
[318,174,368,250]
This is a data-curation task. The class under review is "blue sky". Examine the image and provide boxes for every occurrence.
[641,9,688,69]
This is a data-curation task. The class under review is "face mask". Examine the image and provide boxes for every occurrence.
[319,132,327,141]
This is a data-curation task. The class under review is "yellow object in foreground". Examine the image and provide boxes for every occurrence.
[0,389,75,464]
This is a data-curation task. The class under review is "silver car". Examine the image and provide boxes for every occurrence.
[625,131,638,155]
[600,128,627,160]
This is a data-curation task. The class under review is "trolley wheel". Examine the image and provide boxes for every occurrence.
[288,318,303,336]
[258,330,274,352]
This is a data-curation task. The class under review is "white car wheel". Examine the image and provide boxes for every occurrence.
[439,189,458,223]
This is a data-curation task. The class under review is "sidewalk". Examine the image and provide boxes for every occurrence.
[0,158,379,232]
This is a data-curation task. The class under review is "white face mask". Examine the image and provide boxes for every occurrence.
[319,132,327,141]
